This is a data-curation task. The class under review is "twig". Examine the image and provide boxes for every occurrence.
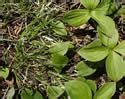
[2,86,9,99]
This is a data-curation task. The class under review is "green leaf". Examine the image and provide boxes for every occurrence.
[80,0,100,9]
[86,80,97,94]
[92,5,109,16]
[91,15,116,37]
[47,86,64,99]
[106,1,120,15]
[85,39,102,48]
[78,47,109,62]
[106,98,111,99]
[94,82,116,99]
[76,77,86,82]
[0,68,9,79]
[7,87,15,99]
[123,61,125,76]
[33,91,44,99]
[76,61,96,76]
[97,0,115,16]
[77,78,97,93]
[106,51,124,81]
[97,0,111,7]
[21,89,33,99]
[51,54,69,72]
[98,27,119,48]
[52,21,67,36]
[114,41,125,56]
[49,42,74,55]
[21,88,43,99]
[64,9,90,26]
[65,80,92,99]
[96,0,111,15]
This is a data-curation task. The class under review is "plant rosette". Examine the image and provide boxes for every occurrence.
[64,0,119,48]
[78,39,125,81]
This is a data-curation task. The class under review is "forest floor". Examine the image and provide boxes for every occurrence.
[0,1,125,99]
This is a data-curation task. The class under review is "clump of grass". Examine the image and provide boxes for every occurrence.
[2,1,70,98]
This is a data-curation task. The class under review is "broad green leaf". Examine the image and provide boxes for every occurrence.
[91,15,116,37]
[98,27,119,48]
[94,82,116,99]
[76,61,96,76]
[21,88,43,99]
[106,1,121,15]
[92,5,109,15]
[106,52,124,81]
[33,91,44,99]
[21,89,33,99]
[80,0,100,9]
[97,0,111,7]
[123,61,125,76]
[106,98,111,99]
[96,0,113,16]
[52,21,67,36]
[51,54,69,72]
[49,42,74,55]
[85,39,102,48]
[76,77,86,82]
[64,9,90,26]
[65,80,92,99]
[77,78,97,93]
[86,80,97,94]
[47,86,64,99]
[114,41,125,56]
[0,68,9,79]
[97,0,111,14]
[78,47,109,62]
[116,7,124,16]
[7,87,15,99]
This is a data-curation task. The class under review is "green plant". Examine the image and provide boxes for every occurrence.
[64,0,125,81]
[56,0,124,98]
[1,0,123,99]
[1,2,68,99]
